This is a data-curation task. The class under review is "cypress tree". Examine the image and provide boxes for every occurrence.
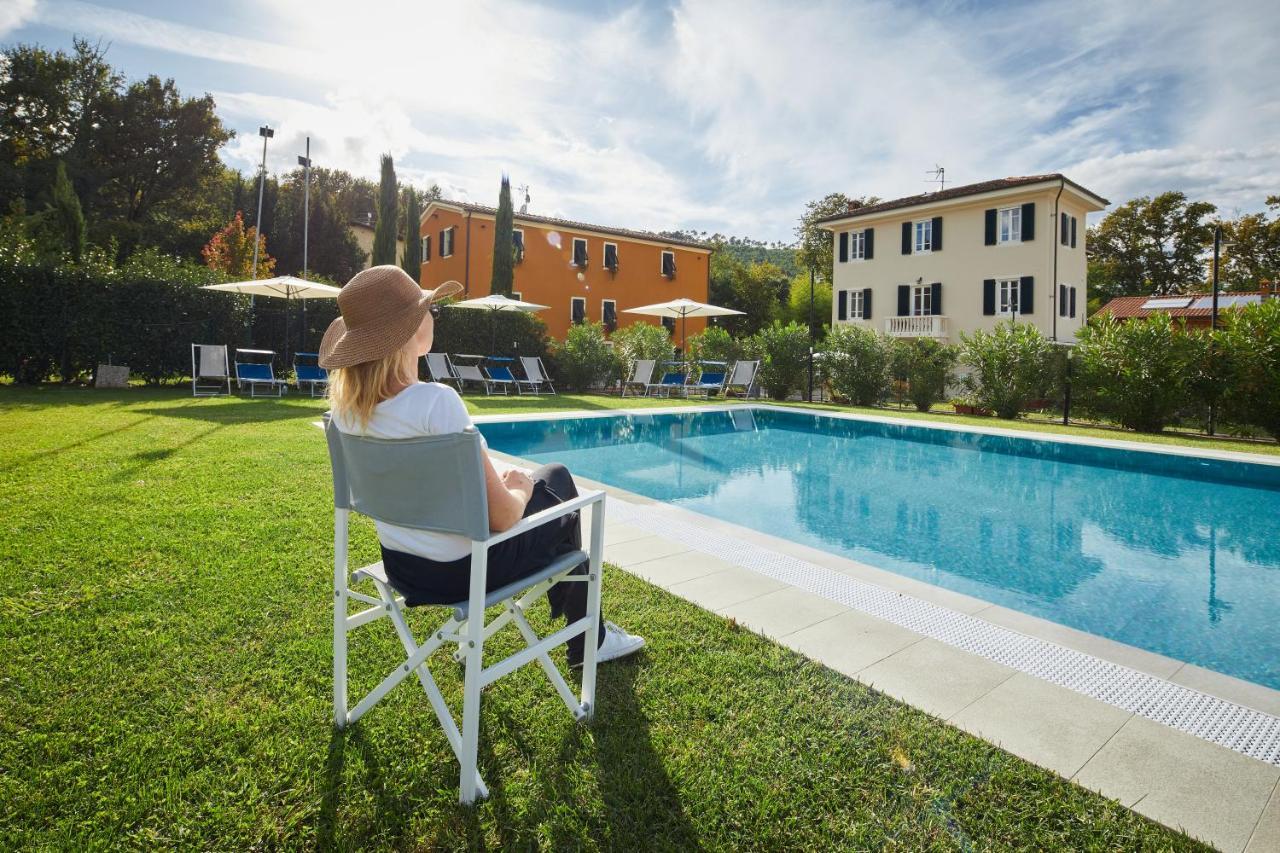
[371,154,398,266]
[490,175,515,296]
[50,161,86,262]
[400,188,422,281]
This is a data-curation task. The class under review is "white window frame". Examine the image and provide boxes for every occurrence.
[603,242,618,270]
[572,237,588,267]
[660,250,675,277]
[601,298,617,329]
[911,284,931,317]
[570,296,586,324]
[442,226,455,258]
[914,220,933,254]
[512,227,524,263]
[998,206,1022,244]
[848,289,865,319]
[849,230,866,261]
[421,235,430,263]
[997,278,1020,315]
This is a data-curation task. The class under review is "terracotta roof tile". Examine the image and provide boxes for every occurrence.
[427,199,713,250]
[1092,292,1272,320]
[817,174,1109,224]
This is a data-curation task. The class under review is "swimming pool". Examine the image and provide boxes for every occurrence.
[479,407,1280,691]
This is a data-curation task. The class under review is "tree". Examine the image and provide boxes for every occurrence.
[714,257,787,336]
[1074,314,1197,433]
[1221,197,1280,292]
[1222,300,1280,440]
[269,172,364,284]
[893,338,958,412]
[785,271,832,339]
[46,160,86,261]
[371,155,398,266]
[819,325,892,406]
[400,187,422,281]
[489,176,515,296]
[202,212,273,279]
[1087,191,1216,301]
[743,322,810,400]
[958,321,1054,419]
[795,192,878,283]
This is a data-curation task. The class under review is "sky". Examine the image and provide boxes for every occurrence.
[3,0,1278,242]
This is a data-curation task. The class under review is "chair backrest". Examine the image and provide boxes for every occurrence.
[728,359,759,386]
[425,353,455,381]
[236,362,275,382]
[487,366,515,382]
[296,365,328,382]
[698,372,725,386]
[194,344,228,378]
[520,356,545,382]
[629,359,655,384]
[324,416,490,541]
[454,363,485,381]
[659,372,686,385]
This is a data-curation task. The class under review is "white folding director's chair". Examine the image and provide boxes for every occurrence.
[324,418,606,804]
[191,343,231,396]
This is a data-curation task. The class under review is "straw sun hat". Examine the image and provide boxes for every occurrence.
[318,266,462,369]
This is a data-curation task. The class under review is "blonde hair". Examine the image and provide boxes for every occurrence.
[327,349,418,429]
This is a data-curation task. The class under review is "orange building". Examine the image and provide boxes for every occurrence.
[418,199,713,342]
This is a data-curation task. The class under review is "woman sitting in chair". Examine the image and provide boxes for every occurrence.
[320,266,644,666]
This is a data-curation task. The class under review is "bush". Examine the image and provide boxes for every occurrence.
[610,322,673,382]
[958,321,1054,419]
[1222,299,1280,440]
[430,307,548,361]
[550,322,622,392]
[819,325,892,406]
[745,321,810,400]
[686,325,738,379]
[894,338,958,412]
[1074,314,1196,432]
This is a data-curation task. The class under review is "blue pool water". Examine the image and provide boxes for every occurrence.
[478,408,1280,690]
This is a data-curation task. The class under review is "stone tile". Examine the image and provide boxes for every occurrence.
[603,534,691,568]
[1073,716,1280,852]
[1169,664,1280,717]
[948,673,1132,779]
[718,586,848,640]
[779,609,921,677]
[620,549,738,589]
[856,638,1015,720]
[667,567,788,612]
[1246,781,1280,853]
[600,522,652,547]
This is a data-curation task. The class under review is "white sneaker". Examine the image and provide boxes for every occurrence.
[577,621,645,666]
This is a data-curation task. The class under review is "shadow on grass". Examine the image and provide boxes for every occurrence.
[0,415,157,473]
[133,398,325,425]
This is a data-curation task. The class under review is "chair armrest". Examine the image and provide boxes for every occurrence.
[483,488,605,547]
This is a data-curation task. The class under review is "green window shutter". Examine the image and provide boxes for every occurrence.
[838,232,848,263]
[864,228,874,259]
[983,279,996,315]
[931,216,943,251]
[838,290,847,320]
[1020,276,1035,314]
[984,209,997,245]
[898,284,910,315]
[901,222,911,254]
[931,282,942,316]
[1070,216,1077,248]
[863,287,873,319]
[1021,203,1035,240]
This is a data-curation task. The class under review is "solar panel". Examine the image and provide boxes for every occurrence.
[1140,297,1193,309]
[1190,294,1262,310]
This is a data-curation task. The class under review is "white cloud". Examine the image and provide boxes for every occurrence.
[0,0,38,39]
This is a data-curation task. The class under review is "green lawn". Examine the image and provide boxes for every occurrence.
[0,387,1207,849]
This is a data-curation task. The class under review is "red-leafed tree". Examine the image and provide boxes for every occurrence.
[202,211,273,278]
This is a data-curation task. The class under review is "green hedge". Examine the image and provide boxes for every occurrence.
[429,308,548,362]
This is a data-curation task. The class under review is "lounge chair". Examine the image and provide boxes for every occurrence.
[191,343,230,397]
[324,418,606,805]
[646,371,688,398]
[724,359,760,399]
[293,352,329,397]
[484,365,521,395]
[621,359,655,397]
[234,349,288,397]
[425,352,459,387]
[519,356,556,395]
[452,362,495,394]
[687,370,727,398]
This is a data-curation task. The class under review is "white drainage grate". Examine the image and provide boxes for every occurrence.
[609,501,1280,767]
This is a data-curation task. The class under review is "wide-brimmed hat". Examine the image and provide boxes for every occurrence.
[318,266,462,369]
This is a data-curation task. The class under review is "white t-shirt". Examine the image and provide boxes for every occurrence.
[332,382,484,562]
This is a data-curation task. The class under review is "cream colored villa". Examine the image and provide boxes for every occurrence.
[819,174,1108,343]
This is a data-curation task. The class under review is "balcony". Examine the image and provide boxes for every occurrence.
[885,315,947,338]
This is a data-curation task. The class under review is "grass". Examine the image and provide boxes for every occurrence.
[0,386,1209,849]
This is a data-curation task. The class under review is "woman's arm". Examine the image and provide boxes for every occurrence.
[482,454,533,532]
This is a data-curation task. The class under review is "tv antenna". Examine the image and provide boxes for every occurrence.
[515,183,531,214]
[925,165,946,191]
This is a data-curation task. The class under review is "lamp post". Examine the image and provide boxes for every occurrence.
[1208,222,1223,436]
[297,138,312,357]
[807,266,815,403]
[249,125,273,343]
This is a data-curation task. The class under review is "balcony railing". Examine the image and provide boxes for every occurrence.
[885,315,947,338]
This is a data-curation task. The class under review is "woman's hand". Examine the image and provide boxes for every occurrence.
[501,467,534,501]
[483,456,534,532]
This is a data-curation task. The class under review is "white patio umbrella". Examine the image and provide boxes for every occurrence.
[446,293,550,353]
[202,276,341,360]
[622,297,745,352]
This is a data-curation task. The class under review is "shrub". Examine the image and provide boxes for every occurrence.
[819,325,891,406]
[1222,299,1280,440]
[894,338,958,412]
[550,322,622,392]
[958,321,1053,420]
[610,322,673,381]
[744,321,811,400]
[430,307,548,361]
[1073,314,1196,432]
[686,325,738,380]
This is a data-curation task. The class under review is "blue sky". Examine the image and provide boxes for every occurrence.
[3,0,1278,242]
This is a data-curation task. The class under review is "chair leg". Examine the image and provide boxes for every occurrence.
[333,510,349,728]
[581,498,605,718]
[458,543,487,805]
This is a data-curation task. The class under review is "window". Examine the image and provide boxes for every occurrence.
[848,289,865,319]
[602,299,617,332]
[849,230,866,260]
[998,278,1020,315]
[441,226,455,258]
[603,242,618,270]
[914,220,933,253]
[421,234,431,262]
[661,250,676,278]
[570,297,586,324]
[661,316,675,334]
[572,237,588,267]
[999,206,1022,243]
[912,284,932,316]
[511,291,521,301]
[513,228,524,263]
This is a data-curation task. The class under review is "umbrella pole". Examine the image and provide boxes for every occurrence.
[491,309,497,355]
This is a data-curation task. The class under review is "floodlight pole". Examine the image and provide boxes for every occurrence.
[1208,223,1222,436]
[807,267,815,402]
[298,139,312,357]
[250,125,273,343]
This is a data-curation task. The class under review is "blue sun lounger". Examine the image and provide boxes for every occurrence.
[294,352,329,397]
